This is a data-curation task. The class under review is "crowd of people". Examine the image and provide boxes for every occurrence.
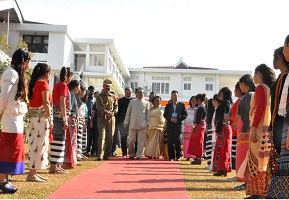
[0,35,289,199]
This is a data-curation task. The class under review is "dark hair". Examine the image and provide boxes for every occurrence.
[60,66,73,82]
[235,82,245,96]
[189,96,195,107]
[171,90,179,95]
[88,85,95,91]
[68,79,80,91]
[124,87,132,92]
[213,93,221,104]
[274,46,289,67]
[152,96,161,103]
[284,35,289,45]
[80,82,86,91]
[195,93,206,102]
[28,63,51,100]
[239,74,256,92]
[254,64,276,88]
[206,98,215,128]
[11,48,31,101]
[218,87,233,104]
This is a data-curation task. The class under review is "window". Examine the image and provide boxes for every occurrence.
[152,83,169,94]
[205,77,214,81]
[23,35,48,53]
[131,82,138,92]
[206,84,213,91]
[152,77,170,81]
[184,83,191,90]
[184,77,191,81]
[90,54,104,66]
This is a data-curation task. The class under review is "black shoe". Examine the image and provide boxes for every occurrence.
[191,159,202,165]
[103,156,110,160]
[136,157,141,160]
[83,152,90,157]
[213,171,227,177]
[96,157,102,161]
[129,157,134,160]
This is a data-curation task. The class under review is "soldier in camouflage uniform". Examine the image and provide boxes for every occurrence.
[95,79,118,160]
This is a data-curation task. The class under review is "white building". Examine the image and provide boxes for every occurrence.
[0,0,130,96]
[129,58,251,101]
[0,0,251,100]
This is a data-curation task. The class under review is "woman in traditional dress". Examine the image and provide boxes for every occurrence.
[235,74,255,189]
[26,63,53,182]
[183,96,196,160]
[0,49,31,193]
[205,97,215,167]
[267,39,289,199]
[63,79,80,169]
[187,93,207,165]
[144,96,165,159]
[239,64,275,198]
[228,83,244,172]
[49,67,73,174]
[212,87,233,176]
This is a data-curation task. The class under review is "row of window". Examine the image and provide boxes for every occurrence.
[131,82,213,94]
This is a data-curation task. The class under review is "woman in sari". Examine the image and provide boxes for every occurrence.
[144,96,165,159]
[49,67,73,174]
[267,38,289,199]
[183,96,196,160]
[212,87,233,176]
[26,63,53,182]
[235,74,255,190]
[187,93,207,165]
[239,64,275,199]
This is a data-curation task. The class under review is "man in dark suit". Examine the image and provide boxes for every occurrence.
[164,90,188,161]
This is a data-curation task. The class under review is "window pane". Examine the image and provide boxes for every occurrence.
[33,36,41,44]
[184,77,191,81]
[206,84,209,90]
[165,83,169,94]
[23,36,31,43]
[44,37,49,44]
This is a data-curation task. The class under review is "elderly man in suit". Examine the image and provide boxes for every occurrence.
[164,90,188,161]
[124,87,150,160]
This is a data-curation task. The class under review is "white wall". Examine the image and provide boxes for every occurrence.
[47,32,65,70]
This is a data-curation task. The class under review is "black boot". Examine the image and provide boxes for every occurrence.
[213,170,227,177]
[191,157,202,165]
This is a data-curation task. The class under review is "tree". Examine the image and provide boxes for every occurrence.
[16,36,28,51]
[0,33,12,56]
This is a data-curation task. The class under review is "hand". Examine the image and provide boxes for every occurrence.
[49,121,54,130]
[171,118,177,123]
[90,121,93,128]
[63,121,68,130]
[224,114,229,120]
[239,132,247,140]
[105,112,113,120]
[123,123,128,128]
[250,127,257,143]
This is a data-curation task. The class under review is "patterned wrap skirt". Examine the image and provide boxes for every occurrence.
[0,113,25,174]
[26,107,50,170]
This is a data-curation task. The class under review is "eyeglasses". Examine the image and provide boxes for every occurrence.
[136,92,143,94]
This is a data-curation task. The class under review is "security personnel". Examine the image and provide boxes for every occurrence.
[95,79,118,160]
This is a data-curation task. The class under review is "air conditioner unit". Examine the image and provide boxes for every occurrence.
[144,86,151,91]
[144,91,150,96]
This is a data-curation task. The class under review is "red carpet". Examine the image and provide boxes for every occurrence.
[47,157,190,199]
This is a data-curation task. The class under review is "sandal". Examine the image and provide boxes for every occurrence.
[48,168,67,174]
[36,174,48,181]
[0,180,18,194]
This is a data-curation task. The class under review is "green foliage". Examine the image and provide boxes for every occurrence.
[0,33,12,56]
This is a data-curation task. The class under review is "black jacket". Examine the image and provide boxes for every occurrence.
[164,101,188,129]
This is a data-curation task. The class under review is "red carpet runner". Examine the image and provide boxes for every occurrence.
[47,157,190,199]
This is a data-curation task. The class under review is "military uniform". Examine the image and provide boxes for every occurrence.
[95,83,118,160]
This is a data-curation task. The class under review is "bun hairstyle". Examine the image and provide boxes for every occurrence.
[254,64,276,88]
[11,48,31,101]
[239,74,256,92]
[195,93,206,102]
[213,93,221,104]
[60,66,73,82]
[218,87,233,104]
[28,63,51,100]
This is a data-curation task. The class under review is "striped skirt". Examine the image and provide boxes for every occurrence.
[0,132,25,174]
[26,116,50,170]
[205,129,216,168]
[77,118,85,160]
[81,119,88,153]
[49,118,66,165]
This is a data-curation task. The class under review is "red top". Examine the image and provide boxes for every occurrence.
[229,98,241,137]
[29,80,50,107]
[52,81,69,108]
[252,85,266,127]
